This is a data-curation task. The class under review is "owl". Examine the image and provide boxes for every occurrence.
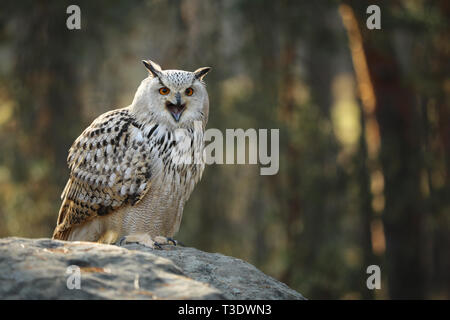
[52,59,211,248]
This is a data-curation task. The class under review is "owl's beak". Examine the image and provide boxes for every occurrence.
[166,101,186,122]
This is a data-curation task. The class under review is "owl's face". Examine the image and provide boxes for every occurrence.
[132,60,211,129]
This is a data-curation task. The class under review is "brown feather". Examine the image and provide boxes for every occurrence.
[52,108,153,239]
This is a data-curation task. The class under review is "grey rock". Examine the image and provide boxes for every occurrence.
[123,243,305,300]
[0,237,305,300]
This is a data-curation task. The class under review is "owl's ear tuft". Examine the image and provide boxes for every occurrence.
[142,59,163,78]
[194,67,211,81]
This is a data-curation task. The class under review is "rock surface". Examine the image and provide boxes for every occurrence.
[0,237,305,300]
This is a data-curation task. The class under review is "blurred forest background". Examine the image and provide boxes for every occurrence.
[0,0,448,299]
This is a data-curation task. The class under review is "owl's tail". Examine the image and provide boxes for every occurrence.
[52,179,72,239]
[52,199,72,240]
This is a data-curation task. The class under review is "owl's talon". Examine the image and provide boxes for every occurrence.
[153,242,163,250]
[154,236,178,246]
[167,237,177,246]
[118,236,127,246]
[116,234,163,249]
[117,237,138,247]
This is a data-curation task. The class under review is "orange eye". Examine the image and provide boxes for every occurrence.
[159,87,170,95]
[185,87,194,96]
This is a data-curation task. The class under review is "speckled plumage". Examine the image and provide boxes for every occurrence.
[52,60,211,247]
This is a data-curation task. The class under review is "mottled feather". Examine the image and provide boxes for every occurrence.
[53,108,157,239]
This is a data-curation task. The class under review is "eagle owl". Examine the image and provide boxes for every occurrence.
[52,59,211,248]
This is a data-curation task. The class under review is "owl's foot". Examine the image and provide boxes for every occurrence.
[117,233,163,249]
[117,234,178,249]
[154,236,177,246]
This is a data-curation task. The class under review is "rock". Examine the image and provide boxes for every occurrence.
[123,243,305,300]
[0,237,305,300]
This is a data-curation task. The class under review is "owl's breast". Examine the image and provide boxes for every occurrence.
[127,160,203,236]
[120,124,205,236]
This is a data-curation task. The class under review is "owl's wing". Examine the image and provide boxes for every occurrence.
[52,108,157,240]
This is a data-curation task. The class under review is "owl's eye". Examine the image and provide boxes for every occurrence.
[185,87,194,96]
[159,87,170,95]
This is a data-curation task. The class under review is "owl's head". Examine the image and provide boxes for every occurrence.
[132,59,211,129]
